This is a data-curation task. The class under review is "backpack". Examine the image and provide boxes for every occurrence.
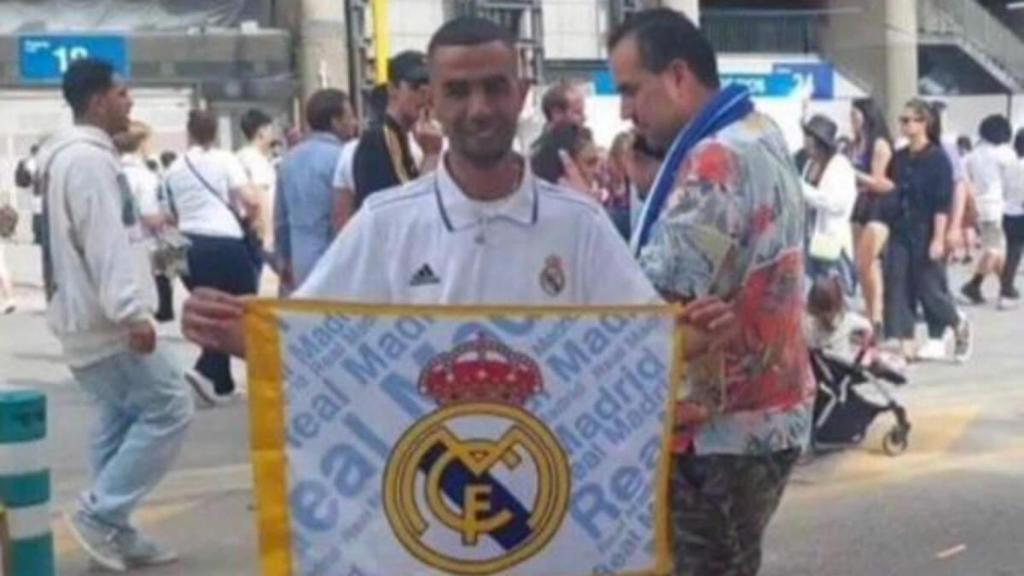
[14,159,33,189]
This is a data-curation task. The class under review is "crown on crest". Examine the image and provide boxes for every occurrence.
[418,334,543,406]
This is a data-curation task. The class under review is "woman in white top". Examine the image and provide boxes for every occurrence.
[163,110,258,404]
[113,121,176,322]
[800,115,858,292]
[1000,129,1024,308]
[115,121,162,229]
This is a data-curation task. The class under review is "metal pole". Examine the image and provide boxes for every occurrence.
[0,389,53,576]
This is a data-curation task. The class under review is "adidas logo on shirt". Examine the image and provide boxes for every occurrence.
[409,264,441,287]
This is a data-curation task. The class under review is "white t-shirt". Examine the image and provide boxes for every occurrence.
[965,142,1016,222]
[331,139,359,191]
[163,146,247,239]
[237,146,276,190]
[1004,157,1024,218]
[121,154,161,219]
[297,156,660,306]
[237,145,277,247]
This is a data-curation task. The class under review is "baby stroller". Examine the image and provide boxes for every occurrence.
[809,346,912,456]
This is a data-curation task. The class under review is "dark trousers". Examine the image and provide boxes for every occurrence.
[670,449,800,576]
[181,234,257,395]
[32,214,44,246]
[1002,215,1024,294]
[154,275,175,323]
[883,230,960,340]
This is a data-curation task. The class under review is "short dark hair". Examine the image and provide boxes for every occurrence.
[978,114,1012,145]
[62,58,116,118]
[541,82,575,122]
[305,89,348,132]
[160,150,177,169]
[240,109,273,141]
[530,123,594,184]
[187,110,218,146]
[608,8,719,89]
[956,135,973,153]
[427,16,516,59]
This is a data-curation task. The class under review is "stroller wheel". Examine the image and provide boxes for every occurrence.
[883,426,909,456]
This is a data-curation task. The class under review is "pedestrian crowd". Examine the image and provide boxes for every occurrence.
[0,6,1019,575]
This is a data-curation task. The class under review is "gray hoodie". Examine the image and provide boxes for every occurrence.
[38,125,156,368]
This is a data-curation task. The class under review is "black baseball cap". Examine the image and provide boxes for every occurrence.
[389,50,429,86]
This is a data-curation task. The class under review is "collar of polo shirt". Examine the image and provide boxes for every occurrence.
[434,153,539,232]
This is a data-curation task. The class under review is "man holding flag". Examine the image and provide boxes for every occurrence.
[182,11,745,576]
[608,8,812,576]
[181,16,734,357]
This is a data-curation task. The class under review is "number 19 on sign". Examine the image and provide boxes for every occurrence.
[18,36,129,84]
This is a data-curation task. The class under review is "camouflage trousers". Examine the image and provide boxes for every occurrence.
[669,449,800,576]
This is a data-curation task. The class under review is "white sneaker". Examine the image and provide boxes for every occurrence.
[185,370,218,408]
[916,339,948,362]
[63,510,126,572]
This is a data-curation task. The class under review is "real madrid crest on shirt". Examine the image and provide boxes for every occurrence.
[384,334,571,575]
[539,255,566,297]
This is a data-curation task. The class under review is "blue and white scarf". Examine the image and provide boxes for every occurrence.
[630,84,755,256]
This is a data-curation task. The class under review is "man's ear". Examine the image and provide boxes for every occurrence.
[663,59,694,103]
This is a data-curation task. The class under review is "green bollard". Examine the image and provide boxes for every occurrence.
[0,388,53,576]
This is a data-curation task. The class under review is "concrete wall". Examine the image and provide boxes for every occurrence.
[296,0,348,97]
[544,0,606,60]
[818,1,918,124]
[943,95,1013,142]
[388,0,446,55]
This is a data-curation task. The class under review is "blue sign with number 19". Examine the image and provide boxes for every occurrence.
[19,35,129,84]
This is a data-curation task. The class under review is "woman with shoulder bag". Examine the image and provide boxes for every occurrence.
[799,115,858,293]
[113,120,184,323]
[163,110,261,406]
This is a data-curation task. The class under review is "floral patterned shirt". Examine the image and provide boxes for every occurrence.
[639,111,815,456]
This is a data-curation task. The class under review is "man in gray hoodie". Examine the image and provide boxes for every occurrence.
[39,58,193,572]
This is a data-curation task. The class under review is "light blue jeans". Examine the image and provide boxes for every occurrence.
[70,348,194,530]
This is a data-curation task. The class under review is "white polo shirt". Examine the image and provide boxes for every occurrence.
[296,156,660,305]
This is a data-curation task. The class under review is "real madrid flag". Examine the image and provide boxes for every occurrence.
[246,301,682,576]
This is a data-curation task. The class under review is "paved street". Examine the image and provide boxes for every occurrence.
[2,242,1023,575]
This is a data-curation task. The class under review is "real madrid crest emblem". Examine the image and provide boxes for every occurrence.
[539,255,566,297]
[383,335,571,575]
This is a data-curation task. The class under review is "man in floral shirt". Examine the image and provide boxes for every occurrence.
[609,8,813,576]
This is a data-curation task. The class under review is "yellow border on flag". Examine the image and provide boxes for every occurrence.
[245,299,686,576]
[246,304,293,576]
